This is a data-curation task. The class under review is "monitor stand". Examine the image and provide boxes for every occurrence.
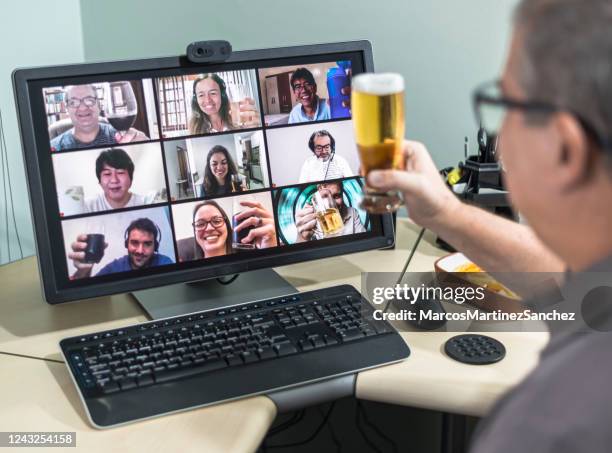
[132,268,297,320]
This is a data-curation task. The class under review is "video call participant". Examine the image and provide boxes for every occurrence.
[202,145,246,197]
[298,130,355,183]
[188,74,259,135]
[50,84,148,151]
[179,200,277,261]
[85,148,146,212]
[288,68,331,124]
[69,218,174,279]
[294,181,365,242]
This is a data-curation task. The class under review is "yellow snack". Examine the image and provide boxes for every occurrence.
[454,262,520,300]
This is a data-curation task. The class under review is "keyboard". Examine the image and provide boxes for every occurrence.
[61,285,410,428]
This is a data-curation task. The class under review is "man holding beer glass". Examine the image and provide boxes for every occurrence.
[351,58,562,275]
[295,181,365,242]
[355,0,612,451]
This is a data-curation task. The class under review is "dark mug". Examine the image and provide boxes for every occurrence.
[84,233,105,263]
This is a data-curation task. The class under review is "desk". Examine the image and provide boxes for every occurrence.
[0,219,549,452]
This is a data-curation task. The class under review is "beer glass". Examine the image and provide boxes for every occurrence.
[351,73,405,213]
[231,174,245,193]
[311,189,343,237]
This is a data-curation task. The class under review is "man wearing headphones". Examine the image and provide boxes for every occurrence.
[298,130,355,184]
[294,181,365,242]
[69,217,174,278]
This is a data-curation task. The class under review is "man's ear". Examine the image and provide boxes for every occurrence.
[554,112,592,191]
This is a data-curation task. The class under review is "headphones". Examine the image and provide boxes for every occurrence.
[191,75,230,116]
[308,130,336,156]
[124,219,162,252]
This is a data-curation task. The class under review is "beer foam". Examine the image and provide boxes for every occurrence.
[352,73,404,95]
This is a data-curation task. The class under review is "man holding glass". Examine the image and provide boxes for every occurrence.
[50,84,148,151]
[295,181,365,242]
[363,0,612,451]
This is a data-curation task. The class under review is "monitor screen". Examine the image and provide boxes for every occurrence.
[14,41,394,303]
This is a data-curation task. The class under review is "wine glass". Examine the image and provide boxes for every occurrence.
[104,82,138,139]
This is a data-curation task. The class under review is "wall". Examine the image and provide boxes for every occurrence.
[79,0,518,168]
[0,0,85,263]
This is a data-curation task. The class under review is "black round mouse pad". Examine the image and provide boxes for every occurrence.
[444,334,506,365]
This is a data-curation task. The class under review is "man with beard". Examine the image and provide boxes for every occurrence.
[298,130,355,183]
[69,218,174,278]
[295,181,365,242]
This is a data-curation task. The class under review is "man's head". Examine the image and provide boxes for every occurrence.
[65,84,101,134]
[308,130,335,161]
[497,0,612,268]
[318,181,346,217]
[95,149,135,205]
[124,218,159,269]
[291,68,318,110]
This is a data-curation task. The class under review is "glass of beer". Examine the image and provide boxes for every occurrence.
[311,189,343,237]
[351,73,405,213]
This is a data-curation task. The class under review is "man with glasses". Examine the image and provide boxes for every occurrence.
[368,0,612,451]
[299,130,355,183]
[288,68,331,124]
[295,181,365,242]
[50,84,148,151]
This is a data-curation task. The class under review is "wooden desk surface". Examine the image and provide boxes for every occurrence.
[0,354,275,453]
[0,219,549,450]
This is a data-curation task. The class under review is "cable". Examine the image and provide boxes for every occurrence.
[216,274,239,285]
[382,226,426,313]
[268,409,305,437]
[0,110,22,259]
[0,109,9,262]
[357,401,398,453]
[267,402,335,449]
[355,400,384,453]
[318,405,342,453]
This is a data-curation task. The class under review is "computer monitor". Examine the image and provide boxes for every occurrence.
[13,41,394,318]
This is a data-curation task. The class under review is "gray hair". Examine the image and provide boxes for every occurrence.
[514,0,612,147]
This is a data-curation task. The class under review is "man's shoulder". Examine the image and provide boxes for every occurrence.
[98,122,117,135]
[472,333,612,452]
[154,254,174,265]
[96,256,129,275]
[50,130,75,150]
[318,99,331,118]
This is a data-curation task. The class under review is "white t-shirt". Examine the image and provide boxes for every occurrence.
[84,192,146,213]
[298,154,355,184]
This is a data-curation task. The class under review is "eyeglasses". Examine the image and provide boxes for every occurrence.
[292,81,313,92]
[192,216,225,230]
[314,144,331,152]
[66,96,98,109]
[473,80,612,151]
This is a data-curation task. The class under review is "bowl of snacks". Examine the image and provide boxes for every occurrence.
[434,253,524,313]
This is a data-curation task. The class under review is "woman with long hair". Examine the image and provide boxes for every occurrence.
[202,145,244,196]
[189,74,234,135]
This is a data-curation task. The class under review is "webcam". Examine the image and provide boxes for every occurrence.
[186,40,232,64]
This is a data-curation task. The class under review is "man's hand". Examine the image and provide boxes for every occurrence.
[115,128,149,143]
[68,234,108,279]
[295,203,317,242]
[367,140,462,230]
